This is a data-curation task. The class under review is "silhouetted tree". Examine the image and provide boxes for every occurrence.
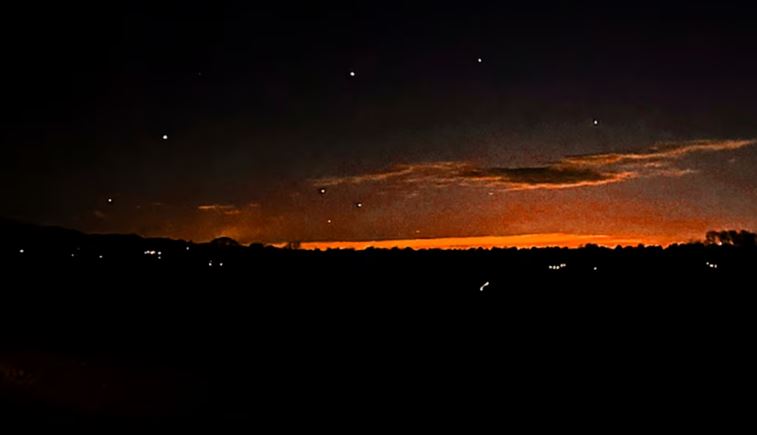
[209,237,241,248]
[706,230,757,247]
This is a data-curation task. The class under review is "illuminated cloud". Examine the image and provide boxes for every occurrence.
[197,204,241,215]
[314,139,754,191]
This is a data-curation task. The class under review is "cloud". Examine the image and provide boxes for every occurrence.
[197,204,241,215]
[314,139,754,191]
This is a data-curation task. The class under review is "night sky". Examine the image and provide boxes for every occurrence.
[3,2,757,247]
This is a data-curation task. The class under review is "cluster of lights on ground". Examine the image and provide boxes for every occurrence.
[14,246,726,294]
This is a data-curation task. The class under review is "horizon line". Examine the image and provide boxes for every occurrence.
[279,233,688,250]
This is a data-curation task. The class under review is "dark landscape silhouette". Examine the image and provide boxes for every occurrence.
[1,217,754,423]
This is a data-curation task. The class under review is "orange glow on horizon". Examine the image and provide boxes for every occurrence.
[296,233,685,250]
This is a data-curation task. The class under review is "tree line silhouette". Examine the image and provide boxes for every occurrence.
[1,217,755,421]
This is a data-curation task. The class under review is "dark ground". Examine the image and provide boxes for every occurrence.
[1,219,754,427]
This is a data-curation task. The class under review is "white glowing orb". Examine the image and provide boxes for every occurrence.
[162,134,168,140]
[593,119,599,126]
[480,281,490,291]
[349,71,356,77]
[477,58,483,63]
[19,249,24,254]
[107,198,113,204]
[327,219,332,224]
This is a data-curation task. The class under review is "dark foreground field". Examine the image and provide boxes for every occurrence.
[1,220,754,426]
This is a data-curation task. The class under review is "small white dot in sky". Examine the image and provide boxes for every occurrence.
[19,249,24,254]
[349,71,356,77]
[107,198,113,204]
[355,202,363,208]
[480,281,489,291]
[327,219,332,224]
[162,134,168,140]
[318,187,327,195]
[477,57,483,63]
[593,119,599,126]
[98,255,103,259]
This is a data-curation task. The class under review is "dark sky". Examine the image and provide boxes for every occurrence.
[2,1,757,246]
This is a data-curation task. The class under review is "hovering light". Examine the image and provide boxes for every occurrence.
[98,255,103,259]
[71,253,75,258]
[593,266,598,271]
[355,202,363,208]
[327,219,332,224]
[186,246,190,251]
[208,261,213,267]
[592,119,599,126]
[219,262,224,267]
[19,249,24,254]
[349,71,356,77]
[477,57,483,63]
[162,134,168,140]
[480,281,490,291]
[107,198,113,204]
[157,251,162,256]
[318,187,327,195]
